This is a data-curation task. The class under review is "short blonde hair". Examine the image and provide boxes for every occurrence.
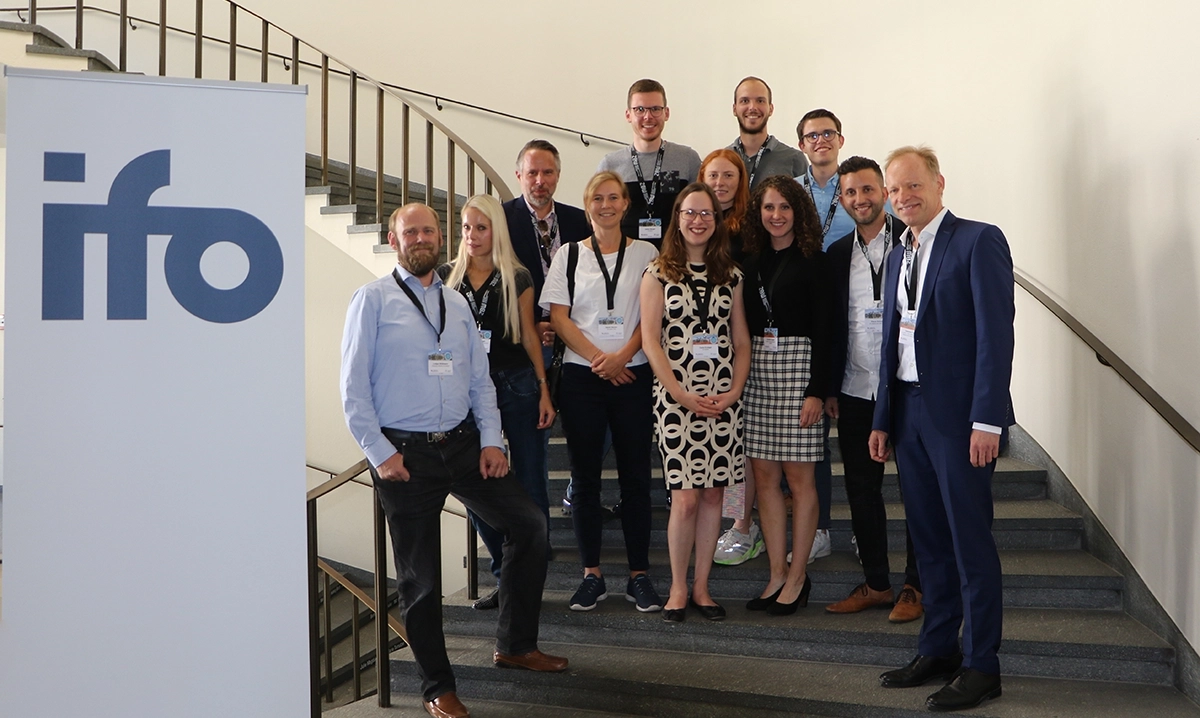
[582,171,630,224]
[885,145,940,177]
[388,202,440,236]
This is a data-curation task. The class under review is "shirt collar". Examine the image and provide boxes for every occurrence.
[805,165,836,190]
[395,262,442,290]
[525,196,557,222]
[917,207,950,245]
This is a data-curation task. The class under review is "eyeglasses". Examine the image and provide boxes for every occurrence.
[802,129,841,144]
[630,105,665,117]
[678,209,715,221]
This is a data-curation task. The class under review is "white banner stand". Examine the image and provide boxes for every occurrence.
[1,68,307,717]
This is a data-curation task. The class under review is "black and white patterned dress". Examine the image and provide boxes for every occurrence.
[648,262,745,490]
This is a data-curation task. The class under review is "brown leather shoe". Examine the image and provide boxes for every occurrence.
[424,691,470,718]
[493,648,569,672]
[826,583,894,614]
[889,584,924,623]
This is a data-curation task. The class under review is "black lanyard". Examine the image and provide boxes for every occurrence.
[738,135,771,188]
[903,232,922,310]
[802,173,842,238]
[856,215,892,302]
[756,248,793,326]
[592,238,628,312]
[630,145,665,216]
[460,270,500,328]
[684,272,713,331]
[393,269,446,345]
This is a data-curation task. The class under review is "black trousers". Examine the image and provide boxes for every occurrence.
[837,393,920,592]
[373,426,548,701]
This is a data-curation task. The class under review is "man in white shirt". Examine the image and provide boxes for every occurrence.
[870,147,1014,712]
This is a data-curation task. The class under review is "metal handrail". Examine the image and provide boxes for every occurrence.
[1014,269,1200,454]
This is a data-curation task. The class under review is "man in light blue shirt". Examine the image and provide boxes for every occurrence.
[795,108,856,250]
[341,203,567,718]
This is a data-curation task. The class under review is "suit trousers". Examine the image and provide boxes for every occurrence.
[837,393,920,592]
[373,426,549,701]
[891,383,1002,674]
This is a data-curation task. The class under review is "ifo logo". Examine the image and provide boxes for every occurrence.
[41,149,284,323]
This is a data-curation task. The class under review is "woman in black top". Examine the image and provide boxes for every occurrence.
[439,194,555,604]
[739,175,830,615]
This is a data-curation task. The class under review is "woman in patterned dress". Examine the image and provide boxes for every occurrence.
[740,175,830,615]
[640,183,751,622]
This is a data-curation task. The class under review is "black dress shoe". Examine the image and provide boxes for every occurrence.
[879,653,963,688]
[471,588,499,611]
[689,598,726,621]
[767,575,812,616]
[926,668,1001,711]
[662,607,686,623]
[746,586,783,611]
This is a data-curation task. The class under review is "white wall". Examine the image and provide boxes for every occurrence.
[238,0,1200,649]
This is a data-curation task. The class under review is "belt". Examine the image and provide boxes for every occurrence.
[898,380,921,390]
[382,419,476,444]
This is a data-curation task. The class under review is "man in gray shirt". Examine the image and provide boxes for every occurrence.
[727,76,809,190]
[597,78,701,246]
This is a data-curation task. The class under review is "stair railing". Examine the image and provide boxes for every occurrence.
[306,460,478,715]
[7,0,521,243]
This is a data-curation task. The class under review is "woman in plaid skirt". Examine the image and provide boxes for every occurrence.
[739,175,831,615]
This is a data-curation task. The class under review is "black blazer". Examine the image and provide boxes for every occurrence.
[503,196,591,313]
[826,214,905,398]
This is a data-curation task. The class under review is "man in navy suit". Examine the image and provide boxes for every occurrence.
[503,139,591,353]
[869,146,1014,711]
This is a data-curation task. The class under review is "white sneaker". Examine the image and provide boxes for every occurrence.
[713,523,764,565]
[808,529,832,564]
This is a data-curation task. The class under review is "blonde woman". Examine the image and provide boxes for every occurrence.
[438,194,554,609]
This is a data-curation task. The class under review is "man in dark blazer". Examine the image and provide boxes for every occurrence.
[503,139,591,353]
[823,156,922,624]
[869,146,1014,711]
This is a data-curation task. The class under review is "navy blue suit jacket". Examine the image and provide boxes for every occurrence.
[871,211,1015,437]
[826,214,905,397]
[503,196,590,314]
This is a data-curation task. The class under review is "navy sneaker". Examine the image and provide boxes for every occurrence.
[569,575,607,611]
[626,574,663,612]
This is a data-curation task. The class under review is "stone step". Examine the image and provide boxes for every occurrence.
[327,693,643,718]
[441,589,1173,686]
[386,634,1196,717]
[478,547,1123,611]
[544,452,1048,506]
[546,500,1083,553]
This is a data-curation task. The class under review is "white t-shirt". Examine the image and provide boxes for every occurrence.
[540,239,659,367]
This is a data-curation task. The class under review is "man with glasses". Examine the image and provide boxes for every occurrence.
[795,109,855,250]
[598,78,701,247]
[504,140,591,355]
[727,76,808,190]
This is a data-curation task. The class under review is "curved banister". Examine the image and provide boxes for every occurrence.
[1014,268,1200,454]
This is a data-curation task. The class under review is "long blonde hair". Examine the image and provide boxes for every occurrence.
[445,194,525,342]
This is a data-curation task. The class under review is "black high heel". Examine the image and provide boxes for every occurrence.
[767,575,812,616]
[746,586,783,611]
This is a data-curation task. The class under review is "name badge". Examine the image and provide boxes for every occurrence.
[638,218,662,239]
[691,333,719,359]
[763,327,779,352]
[864,303,884,334]
[428,350,454,376]
[597,314,625,339]
[479,329,492,353]
[899,310,917,348]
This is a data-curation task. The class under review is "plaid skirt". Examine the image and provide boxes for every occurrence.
[743,335,826,462]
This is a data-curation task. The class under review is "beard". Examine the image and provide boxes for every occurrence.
[399,245,440,277]
[737,116,767,136]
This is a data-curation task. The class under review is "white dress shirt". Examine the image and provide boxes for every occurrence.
[894,207,999,434]
[841,220,893,400]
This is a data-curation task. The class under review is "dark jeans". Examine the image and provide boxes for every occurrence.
[816,418,832,530]
[373,426,548,701]
[558,362,653,571]
[838,393,920,592]
[470,366,551,579]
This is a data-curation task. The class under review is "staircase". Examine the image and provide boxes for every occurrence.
[326,426,1200,716]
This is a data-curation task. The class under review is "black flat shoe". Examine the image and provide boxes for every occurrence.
[746,586,783,611]
[689,598,726,621]
[767,575,812,615]
[926,668,1001,711]
[879,653,964,688]
[662,607,686,623]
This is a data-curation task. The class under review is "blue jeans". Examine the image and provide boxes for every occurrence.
[470,365,551,579]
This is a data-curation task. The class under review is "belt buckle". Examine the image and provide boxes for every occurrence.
[429,431,448,443]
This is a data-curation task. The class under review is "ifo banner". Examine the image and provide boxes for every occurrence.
[1,69,307,716]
